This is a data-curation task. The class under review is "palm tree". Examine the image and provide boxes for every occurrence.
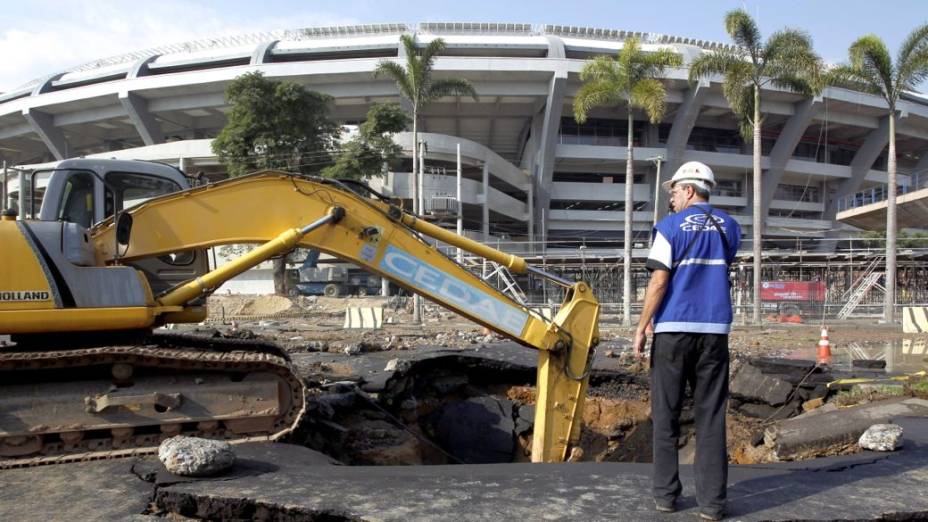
[573,36,681,327]
[374,34,477,323]
[689,9,822,324]
[830,25,928,323]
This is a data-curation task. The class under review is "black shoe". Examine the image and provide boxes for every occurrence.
[654,499,677,513]
[698,509,724,521]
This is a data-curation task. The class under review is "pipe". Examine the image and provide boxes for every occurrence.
[158,210,341,307]
[401,212,528,274]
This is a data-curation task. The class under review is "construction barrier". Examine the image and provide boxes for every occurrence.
[903,307,928,334]
[344,307,383,329]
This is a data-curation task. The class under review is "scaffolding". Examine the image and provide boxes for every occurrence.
[452,238,928,321]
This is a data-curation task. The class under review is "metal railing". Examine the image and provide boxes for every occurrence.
[838,170,928,212]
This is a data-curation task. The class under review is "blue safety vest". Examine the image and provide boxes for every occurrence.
[645,203,742,334]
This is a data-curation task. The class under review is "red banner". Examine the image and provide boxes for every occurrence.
[760,281,826,302]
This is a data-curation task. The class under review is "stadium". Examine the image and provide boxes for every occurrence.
[2,21,927,257]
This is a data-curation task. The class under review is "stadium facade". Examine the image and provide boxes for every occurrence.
[3,22,928,255]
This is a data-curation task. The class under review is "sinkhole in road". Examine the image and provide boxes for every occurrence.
[292,354,772,466]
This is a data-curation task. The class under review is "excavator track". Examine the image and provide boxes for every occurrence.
[0,333,306,469]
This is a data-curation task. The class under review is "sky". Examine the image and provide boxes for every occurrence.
[2,0,927,92]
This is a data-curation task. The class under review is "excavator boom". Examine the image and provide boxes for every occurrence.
[2,169,599,463]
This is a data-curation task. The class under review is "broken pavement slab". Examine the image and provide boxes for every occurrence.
[150,417,928,520]
[5,419,928,520]
[0,458,153,521]
[765,397,928,460]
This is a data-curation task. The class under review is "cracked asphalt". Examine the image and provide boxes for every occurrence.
[3,417,928,521]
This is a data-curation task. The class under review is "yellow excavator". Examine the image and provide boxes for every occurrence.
[0,159,599,467]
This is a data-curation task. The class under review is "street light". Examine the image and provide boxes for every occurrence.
[646,155,665,226]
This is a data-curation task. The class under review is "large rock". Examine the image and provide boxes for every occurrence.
[859,424,903,452]
[159,436,236,477]
[730,363,795,406]
[431,396,516,464]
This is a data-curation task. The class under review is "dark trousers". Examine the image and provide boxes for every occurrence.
[650,332,729,513]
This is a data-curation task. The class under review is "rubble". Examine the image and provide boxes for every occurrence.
[764,398,928,460]
[158,436,236,477]
[859,423,904,451]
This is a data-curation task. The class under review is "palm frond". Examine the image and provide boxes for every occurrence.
[420,37,448,72]
[629,78,667,123]
[896,23,928,70]
[897,47,928,93]
[618,36,641,78]
[424,78,478,103]
[573,81,623,123]
[688,49,747,83]
[723,69,754,122]
[765,73,814,95]
[580,55,624,85]
[725,9,762,56]
[896,24,928,94]
[849,35,894,100]
[373,60,414,100]
[640,47,684,73]
[825,64,885,96]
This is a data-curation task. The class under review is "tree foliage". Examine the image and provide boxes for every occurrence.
[689,9,823,140]
[859,230,928,249]
[573,36,682,124]
[828,25,928,322]
[212,72,340,177]
[374,35,478,113]
[321,103,410,180]
[828,24,928,113]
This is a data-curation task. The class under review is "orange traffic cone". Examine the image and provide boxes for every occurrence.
[817,326,832,365]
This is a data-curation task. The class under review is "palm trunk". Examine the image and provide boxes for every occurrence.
[411,111,422,324]
[752,84,762,325]
[624,108,634,327]
[273,258,288,295]
[885,111,897,323]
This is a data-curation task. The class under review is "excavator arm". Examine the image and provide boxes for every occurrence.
[89,170,600,462]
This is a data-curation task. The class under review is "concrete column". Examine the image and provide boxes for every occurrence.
[533,36,567,245]
[817,115,893,252]
[22,108,68,160]
[761,97,821,217]
[527,173,535,254]
[119,91,164,146]
[482,161,490,242]
[250,40,279,65]
[658,81,708,220]
[825,115,892,218]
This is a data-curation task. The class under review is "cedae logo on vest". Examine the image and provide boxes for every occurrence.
[680,213,727,233]
[378,245,528,336]
[0,291,51,302]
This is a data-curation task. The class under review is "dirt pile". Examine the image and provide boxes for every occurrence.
[209,295,296,317]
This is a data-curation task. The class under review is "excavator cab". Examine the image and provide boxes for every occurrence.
[7,159,209,296]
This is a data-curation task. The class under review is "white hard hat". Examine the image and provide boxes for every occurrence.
[661,161,716,192]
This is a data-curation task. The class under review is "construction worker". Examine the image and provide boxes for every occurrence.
[632,161,741,521]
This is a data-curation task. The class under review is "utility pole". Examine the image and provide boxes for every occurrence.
[412,141,426,324]
[456,143,463,262]
[647,155,664,227]
[1,161,7,212]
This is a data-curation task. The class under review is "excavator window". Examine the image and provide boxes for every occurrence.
[103,172,180,218]
[58,172,95,229]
